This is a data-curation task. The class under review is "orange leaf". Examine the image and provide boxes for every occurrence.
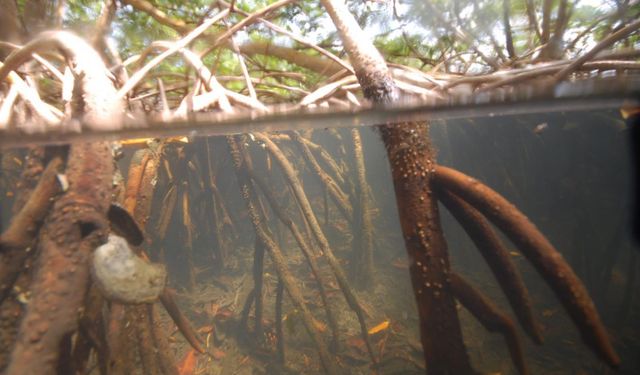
[178,349,198,375]
[367,319,390,335]
[312,318,327,333]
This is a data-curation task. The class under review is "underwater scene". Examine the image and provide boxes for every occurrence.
[1,107,637,375]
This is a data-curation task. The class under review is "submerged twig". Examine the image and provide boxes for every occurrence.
[248,160,340,350]
[254,132,377,366]
[227,136,339,374]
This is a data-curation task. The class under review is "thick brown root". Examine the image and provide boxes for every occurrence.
[436,187,543,344]
[433,165,620,368]
[378,122,474,374]
[0,157,63,303]
[6,142,113,375]
[449,272,528,375]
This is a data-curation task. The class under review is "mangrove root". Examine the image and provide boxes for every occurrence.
[450,272,528,375]
[436,186,544,344]
[433,165,620,368]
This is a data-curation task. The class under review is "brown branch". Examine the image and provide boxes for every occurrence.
[211,0,296,50]
[541,0,552,44]
[204,139,227,268]
[0,156,63,251]
[290,131,352,222]
[6,142,113,375]
[149,42,232,112]
[149,304,180,375]
[320,0,472,371]
[220,0,353,74]
[350,128,374,287]
[116,9,230,99]
[155,184,178,242]
[5,31,120,374]
[121,0,190,33]
[525,0,541,38]
[502,0,516,59]
[433,165,620,368]
[119,0,343,76]
[554,18,640,82]
[226,28,257,101]
[0,31,121,131]
[227,136,339,374]
[247,157,340,350]
[91,0,117,50]
[0,61,62,127]
[159,288,207,355]
[436,187,543,344]
[275,278,285,363]
[254,132,377,365]
[449,272,528,375]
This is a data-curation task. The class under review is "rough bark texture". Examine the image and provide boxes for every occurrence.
[0,157,63,302]
[5,142,113,375]
[319,0,474,372]
[378,123,474,374]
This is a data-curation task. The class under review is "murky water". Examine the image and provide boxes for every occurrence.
[0,105,638,374]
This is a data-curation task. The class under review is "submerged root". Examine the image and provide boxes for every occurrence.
[450,272,528,375]
[255,132,377,366]
[434,165,620,368]
[436,187,543,344]
[0,156,63,303]
[228,136,339,374]
[247,157,340,351]
[6,142,113,375]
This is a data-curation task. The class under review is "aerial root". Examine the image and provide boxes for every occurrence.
[349,128,375,288]
[275,278,285,363]
[6,142,113,375]
[449,272,528,375]
[160,288,207,355]
[290,131,353,222]
[436,186,544,344]
[255,132,377,365]
[433,165,620,368]
[247,154,340,351]
[227,136,339,374]
[0,156,63,303]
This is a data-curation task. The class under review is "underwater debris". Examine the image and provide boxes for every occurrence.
[178,348,199,375]
[91,234,166,304]
[533,122,548,135]
[367,319,390,335]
